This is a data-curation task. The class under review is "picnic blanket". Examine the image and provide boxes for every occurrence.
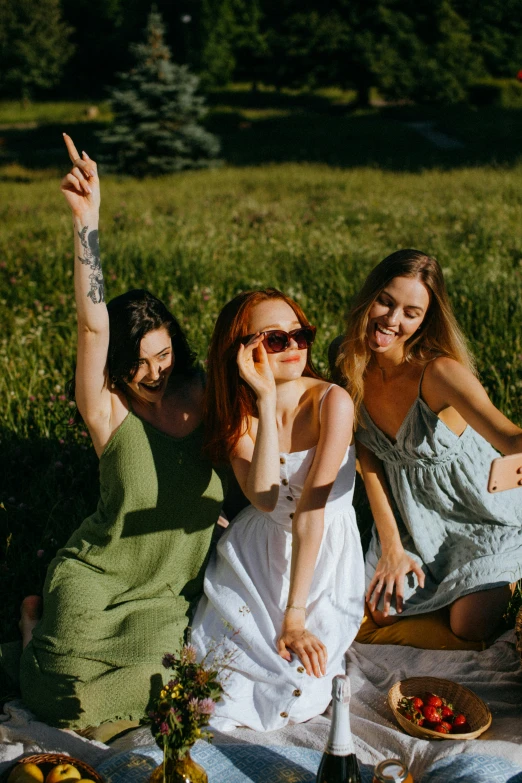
[1,629,521,781]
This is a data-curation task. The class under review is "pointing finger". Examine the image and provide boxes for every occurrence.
[63,133,81,165]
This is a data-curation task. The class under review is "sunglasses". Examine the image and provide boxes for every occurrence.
[241,326,316,353]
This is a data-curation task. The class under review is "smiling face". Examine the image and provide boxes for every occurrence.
[246,298,308,381]
[366,275,431,360]
[127,326,174,402]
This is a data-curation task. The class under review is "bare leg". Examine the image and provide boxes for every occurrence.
[19,595,42,649]
[450,584,515,642]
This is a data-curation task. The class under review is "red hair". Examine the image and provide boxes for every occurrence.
[204,288,323,464]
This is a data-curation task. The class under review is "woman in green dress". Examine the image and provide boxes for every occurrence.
[18,135,226,729]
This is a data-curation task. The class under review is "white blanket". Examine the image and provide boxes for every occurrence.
[1,630,521,781]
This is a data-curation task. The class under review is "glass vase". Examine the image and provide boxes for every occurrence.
[149,749,208,783]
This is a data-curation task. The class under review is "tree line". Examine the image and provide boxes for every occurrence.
[1,0,521,104]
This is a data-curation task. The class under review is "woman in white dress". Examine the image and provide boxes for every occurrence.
[192,288,365,732]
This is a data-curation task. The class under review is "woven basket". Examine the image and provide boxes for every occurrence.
[516,605,522,666]
[2,753,104,783]
[388,676,492,741]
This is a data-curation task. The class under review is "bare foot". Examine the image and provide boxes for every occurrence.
[19,595,42,649]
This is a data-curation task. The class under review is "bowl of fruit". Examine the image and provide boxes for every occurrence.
[3,754,104,783]
[387,676,492,740]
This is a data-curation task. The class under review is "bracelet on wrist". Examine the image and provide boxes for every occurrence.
[285,604,306,613]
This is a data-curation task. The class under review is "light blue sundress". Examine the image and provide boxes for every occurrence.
[356,370,522,616]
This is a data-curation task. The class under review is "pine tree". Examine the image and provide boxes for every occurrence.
[99,10,220,176]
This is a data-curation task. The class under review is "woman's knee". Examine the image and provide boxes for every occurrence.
[449,613,485,642]
[449,586,512,641]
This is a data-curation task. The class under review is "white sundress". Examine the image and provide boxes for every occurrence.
[192,388,365,732]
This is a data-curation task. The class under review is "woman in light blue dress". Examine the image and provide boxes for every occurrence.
[337,249,522,642]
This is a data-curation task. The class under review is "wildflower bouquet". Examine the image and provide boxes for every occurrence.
[149,644,224,762]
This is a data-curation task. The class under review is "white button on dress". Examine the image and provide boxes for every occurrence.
[192,441,365,732]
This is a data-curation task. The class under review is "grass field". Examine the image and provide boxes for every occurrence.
[1,90,521,641]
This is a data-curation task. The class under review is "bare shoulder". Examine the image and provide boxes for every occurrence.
[320,383,354,419]
[425,356,472,386]
[302,377,353,409]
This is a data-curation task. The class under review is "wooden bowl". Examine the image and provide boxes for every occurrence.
[387,676,492,741]
[2,753,104,782]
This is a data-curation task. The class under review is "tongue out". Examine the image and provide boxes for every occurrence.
[375,324,395,347]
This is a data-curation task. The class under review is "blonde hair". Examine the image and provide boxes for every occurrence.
[338,249,476,424]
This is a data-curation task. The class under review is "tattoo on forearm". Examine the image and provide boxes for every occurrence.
[78,226,105,303]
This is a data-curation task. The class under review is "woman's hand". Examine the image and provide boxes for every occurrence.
[277,622,327,678]
[366,547,425,616]
[237,334,276,402]
[60,133,100,219]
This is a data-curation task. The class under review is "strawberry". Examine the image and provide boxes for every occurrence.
[440,721,453,731]
[452,713,467,726]
[434,723,450,734]
[441,706,454,719]
[425,693,443,708]
[422,705,441,723]
[412,697,423,710]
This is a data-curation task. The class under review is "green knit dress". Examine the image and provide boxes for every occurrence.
[19,410,226,729]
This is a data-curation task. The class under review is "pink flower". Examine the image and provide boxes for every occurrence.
[181,644,197,664]
[198,698,215,716]
[159,721,170,735]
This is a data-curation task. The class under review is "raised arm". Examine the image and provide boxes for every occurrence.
[357,439,425,617]
[277,386,354,677]
[61,134,114,456]
[231,335,280,511]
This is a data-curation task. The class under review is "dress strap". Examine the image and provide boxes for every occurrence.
[418,357,438,399]
[319,384,335,422]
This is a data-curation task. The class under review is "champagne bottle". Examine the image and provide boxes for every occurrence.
[316,675,362,783]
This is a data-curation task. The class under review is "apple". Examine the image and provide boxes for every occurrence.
[45,765,82,783]
[7,764,45,783]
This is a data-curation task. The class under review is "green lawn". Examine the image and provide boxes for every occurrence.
[1,92,521,641]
